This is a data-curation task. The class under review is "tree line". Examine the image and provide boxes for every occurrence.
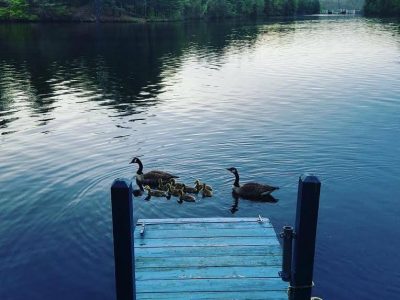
[0,0,321,21]
[364,0,400,17]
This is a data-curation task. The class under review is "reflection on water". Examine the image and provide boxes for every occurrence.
[1,17,400,300]
[0,22,264,133]
[230,193,279,214]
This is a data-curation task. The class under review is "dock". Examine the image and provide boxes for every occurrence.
[110,175,321,300]
[134,217,287,299]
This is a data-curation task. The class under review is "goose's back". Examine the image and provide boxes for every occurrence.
[238,182,278,197]
[144,170,178,180]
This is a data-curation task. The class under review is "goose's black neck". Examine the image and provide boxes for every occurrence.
[136,159,143,174]
[233,172,240,187]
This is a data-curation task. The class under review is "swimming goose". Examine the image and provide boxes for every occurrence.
[183,184,200,194]
[143,185,171,201]
[226,167,279,199]
[157,179,170,192]
[167,184,183,197]
[195,180,213,192]
[130,157,179,191]
[168,178,185,189]
[178,189,196,203]
[194,180,202,191]
[201,183,213,198]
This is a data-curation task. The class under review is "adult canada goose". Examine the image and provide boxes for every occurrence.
[130,157,179,190]
[143,185,171,201]
[226,167,279,200]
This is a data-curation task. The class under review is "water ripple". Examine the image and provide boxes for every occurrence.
[0,18,400,300]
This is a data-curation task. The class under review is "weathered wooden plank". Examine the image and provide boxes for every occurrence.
[135,236,280,248]
[134,227,277,239]
[136,255,281,269]
[135,265,282,280]
[134,244,282,258]
[133,217,287,299]
[135,221,273,231]
[135,278,286,293]
[136,217,270,225]
[136,291,287,300]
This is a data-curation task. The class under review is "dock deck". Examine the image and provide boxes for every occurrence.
[134,217,288,300]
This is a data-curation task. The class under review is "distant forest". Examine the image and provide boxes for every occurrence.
[364,0,400,16]
[319,0,364,10]
[0,0,320,21]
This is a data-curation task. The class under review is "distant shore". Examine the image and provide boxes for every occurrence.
[0,1,321,23]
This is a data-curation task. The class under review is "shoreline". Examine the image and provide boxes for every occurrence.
[0,14,363,24]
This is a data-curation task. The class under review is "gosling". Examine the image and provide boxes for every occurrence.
[183,184,200,194]
[144,185,171,201]
[169,178,185,189]
[195,180,213,192]
[167,184,183,197]
[178,189,196,203]
[201,183,213,198]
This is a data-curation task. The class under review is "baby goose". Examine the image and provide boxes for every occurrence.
[183,184,200,194]
[195,180,213,192]
[169,178,185,189]
[158,179,169,192]
[201,183,213,198]
[178,189,196,203]
[144,185,171,201]
[167,184,183,197]
[203,183,213,191]
[194,180,202,191]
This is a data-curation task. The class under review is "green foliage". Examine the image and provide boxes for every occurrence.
[183,0,208,19]
[207,0,235,18]
[364,0,400,17]
[0,8,7,18]
[0,0,31,20]
[35,2,70,19]
[297,0,320,14]
[319,0,364,10]
[0,0,323,21]
[284,0,297,15]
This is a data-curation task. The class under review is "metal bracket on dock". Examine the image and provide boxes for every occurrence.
[280,226,294,282]
[279,231,296,239]
[140,222,145,236]
[287,281,315,299]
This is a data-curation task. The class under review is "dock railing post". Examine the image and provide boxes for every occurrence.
[290,174,321,300]
[111,178,135,300]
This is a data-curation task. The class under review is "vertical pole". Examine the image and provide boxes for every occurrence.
[111,178,135,300]
[290,174,321,300]
[280,226,294,282]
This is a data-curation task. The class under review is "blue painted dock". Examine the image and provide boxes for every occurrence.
[133,217,288,300]
[111,176,321,300]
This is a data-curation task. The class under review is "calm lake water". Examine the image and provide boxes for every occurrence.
[1,17,399,299]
